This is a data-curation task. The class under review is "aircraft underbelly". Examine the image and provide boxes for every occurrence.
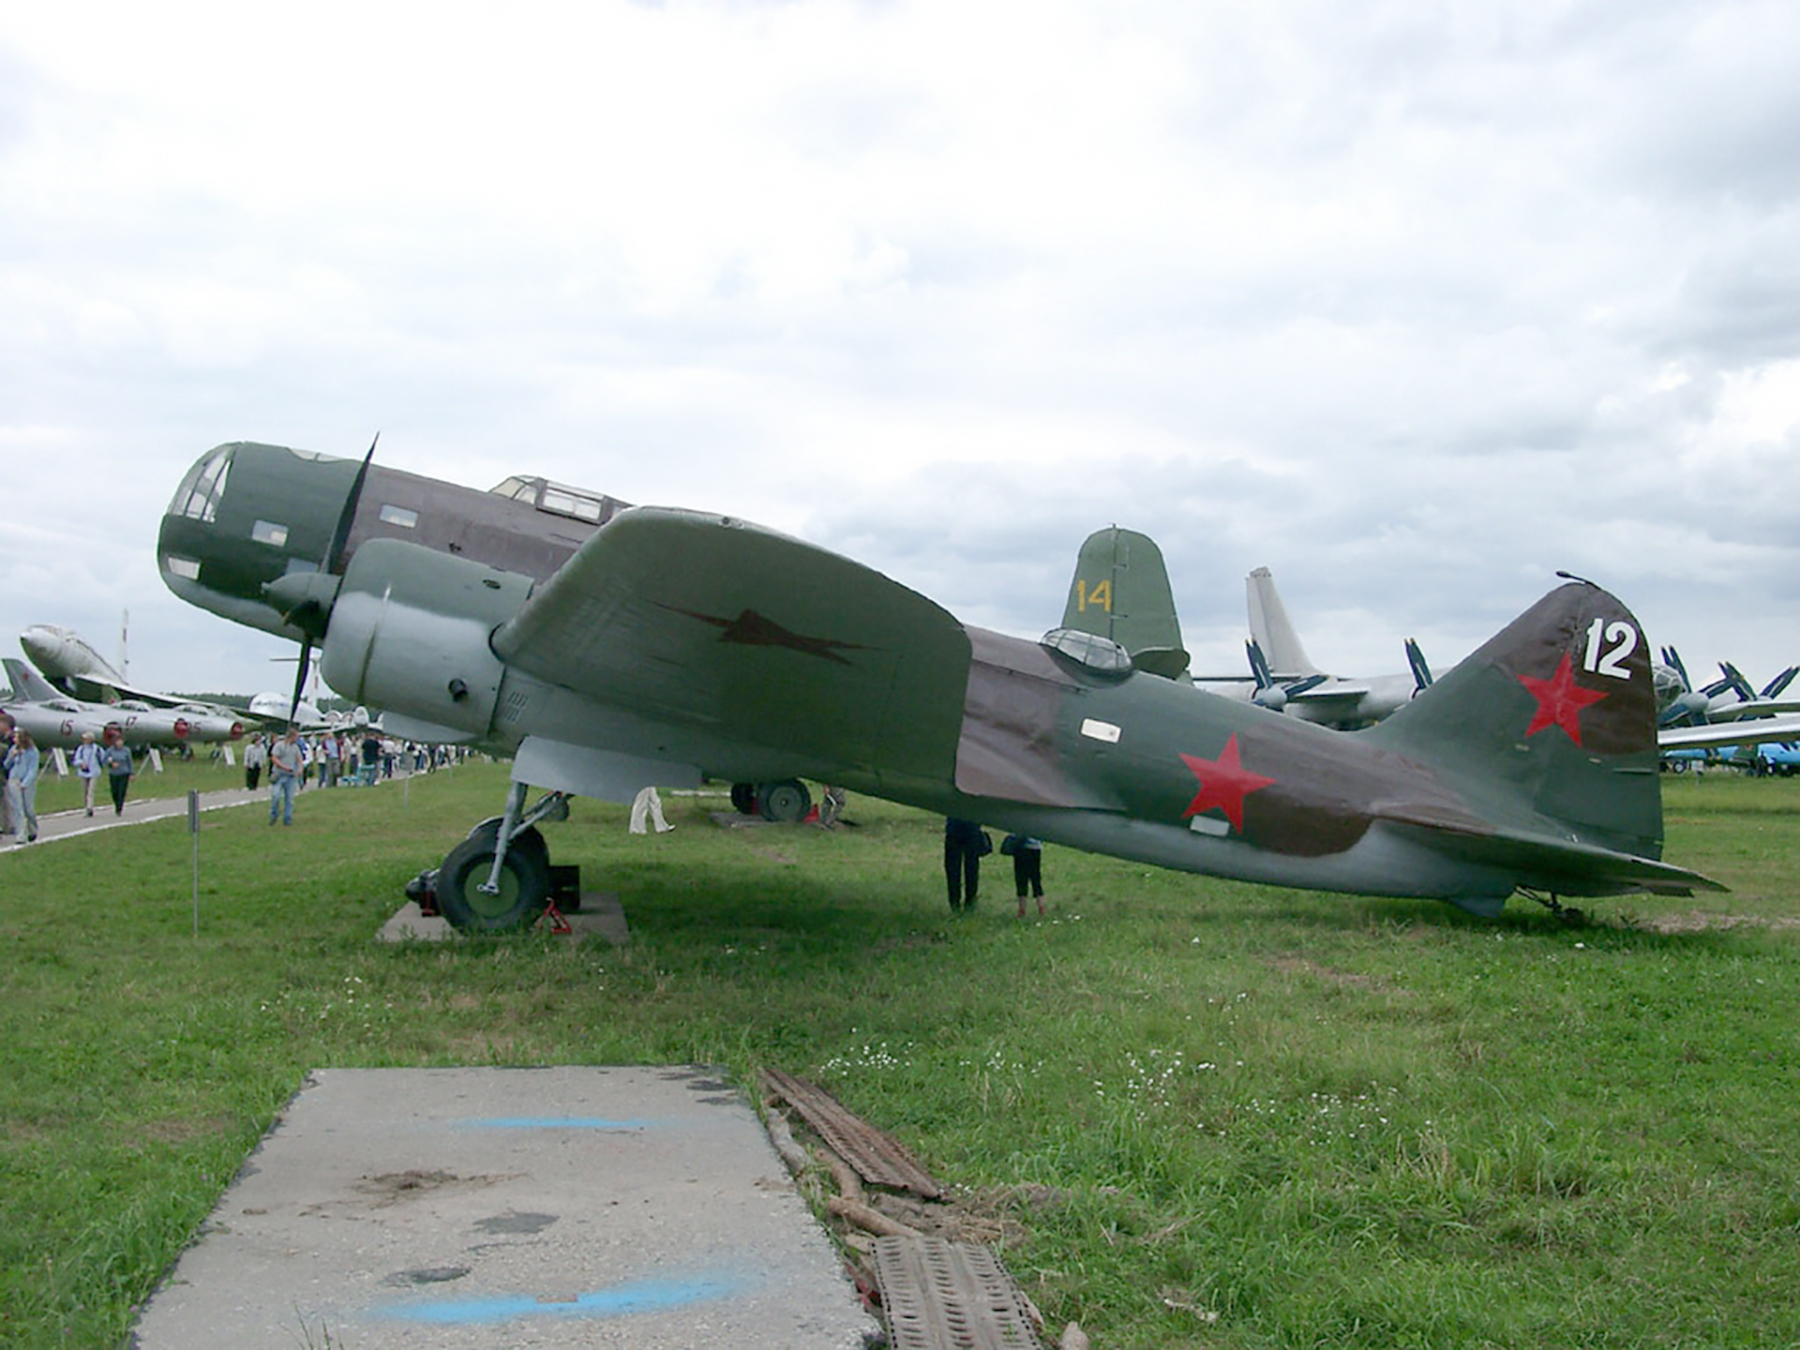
[981,809,1516,902]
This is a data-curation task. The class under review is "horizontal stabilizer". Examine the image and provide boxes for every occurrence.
[1385,815,1725,899]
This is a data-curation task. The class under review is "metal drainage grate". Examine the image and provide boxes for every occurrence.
[874,1235,1041,1349]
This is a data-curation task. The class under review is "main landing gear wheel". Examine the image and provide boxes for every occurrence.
[757,779,812,824]
[438,821,552,931]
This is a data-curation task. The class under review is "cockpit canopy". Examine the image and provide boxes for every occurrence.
[489,476,626,527]
[1039,627,1134,675]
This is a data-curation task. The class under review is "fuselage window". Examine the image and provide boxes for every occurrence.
[251,520,290,547]
[164,556,201,580]
[378,504,420,529]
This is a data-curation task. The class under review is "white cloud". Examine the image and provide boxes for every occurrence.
[1,0,1797,700]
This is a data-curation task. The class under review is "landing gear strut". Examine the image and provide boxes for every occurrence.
[1522,889,1587,927]
[436,784,571,931]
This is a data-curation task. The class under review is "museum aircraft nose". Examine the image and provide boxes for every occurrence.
[159,442,363,642]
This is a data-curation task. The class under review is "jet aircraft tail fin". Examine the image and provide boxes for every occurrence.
[3,658,63,704]
[1246,567,1319,677]
[1361,580,1667,867]
[1061,528,1189,679]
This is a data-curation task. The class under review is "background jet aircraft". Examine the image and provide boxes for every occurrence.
[2,665,116,750]
[20,623,131,700]
[1225,567,1431,727]
[22,621,251,734]
[160,440,1721,931]
[2,658,243,748]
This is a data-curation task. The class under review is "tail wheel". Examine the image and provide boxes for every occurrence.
[757,779,812,823]
[438,829,552,931]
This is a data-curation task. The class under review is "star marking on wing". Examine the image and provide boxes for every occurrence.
[1180,733,1276,834]
[1519,652,1609,745]
[659,604,873,666]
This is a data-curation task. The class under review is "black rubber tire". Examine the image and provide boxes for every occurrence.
[437,831,552,931]
[757,779,812,823]
[729,783,758,815]
[464,818,550,873]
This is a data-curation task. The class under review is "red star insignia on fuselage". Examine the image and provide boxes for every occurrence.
[1519,652,1609,745]
[1180,733,1276,834]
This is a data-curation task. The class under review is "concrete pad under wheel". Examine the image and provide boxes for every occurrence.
[131,1066,879,1349]
[379,895,631,944]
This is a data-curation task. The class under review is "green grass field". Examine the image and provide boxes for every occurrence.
[1,766,1796,1347]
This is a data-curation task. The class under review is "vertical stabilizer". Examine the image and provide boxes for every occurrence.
[4,658,64,705]
[1061,528,1189,679]
[1246,567,1319,676]
[1361,581,1664,860]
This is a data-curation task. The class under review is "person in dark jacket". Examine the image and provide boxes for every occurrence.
[943,817,985,914]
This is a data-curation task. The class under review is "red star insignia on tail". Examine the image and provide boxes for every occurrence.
[1519,653,1609,745]
[1180,733,1275,834]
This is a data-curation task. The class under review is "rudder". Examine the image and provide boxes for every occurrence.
[1061,527,1189,679]
[1360,581,1665,860]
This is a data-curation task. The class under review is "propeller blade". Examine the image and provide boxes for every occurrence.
[324,433,380,576]
[1763,666,1799,700]
[288,639,312,730]
[1245,638,1275,690]
[1405,637,1433,692]
[1719,661,1755,704]
[1665,646,1693,692]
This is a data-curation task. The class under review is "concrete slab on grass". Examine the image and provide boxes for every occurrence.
[379,895,631,944]
[131,1066,878,1349]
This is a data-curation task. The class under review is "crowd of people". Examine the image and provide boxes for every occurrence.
[13,718,1046,916]
[236,729,472,826]
[0,712,477,843]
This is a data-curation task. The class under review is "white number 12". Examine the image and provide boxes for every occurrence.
[1583,618,1637,679]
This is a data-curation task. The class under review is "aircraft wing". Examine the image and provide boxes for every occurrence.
[1287,680,1372,703]
[491,507,973,792]
[1688,697,1800,722]
[1658,715,1800,751]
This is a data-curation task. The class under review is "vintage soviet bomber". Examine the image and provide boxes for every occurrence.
[159,441,1722,929]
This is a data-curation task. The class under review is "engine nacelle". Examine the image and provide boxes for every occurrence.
[319,539,535,740]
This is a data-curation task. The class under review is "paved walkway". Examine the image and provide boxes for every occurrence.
[6,773,420,848]
[4,782,264,848]
[130,1067,878,1348]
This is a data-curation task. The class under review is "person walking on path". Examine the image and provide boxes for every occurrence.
[71,731,102,816]
[4,729,39,845]
[99,727,134,816]
[243,734,266,791]
[268,729,304,825]
[629,785,674,833]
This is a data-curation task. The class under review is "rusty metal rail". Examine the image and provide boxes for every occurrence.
[761,1069,943,1198]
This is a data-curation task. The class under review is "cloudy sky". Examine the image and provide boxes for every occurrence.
[3,0,1797,707]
